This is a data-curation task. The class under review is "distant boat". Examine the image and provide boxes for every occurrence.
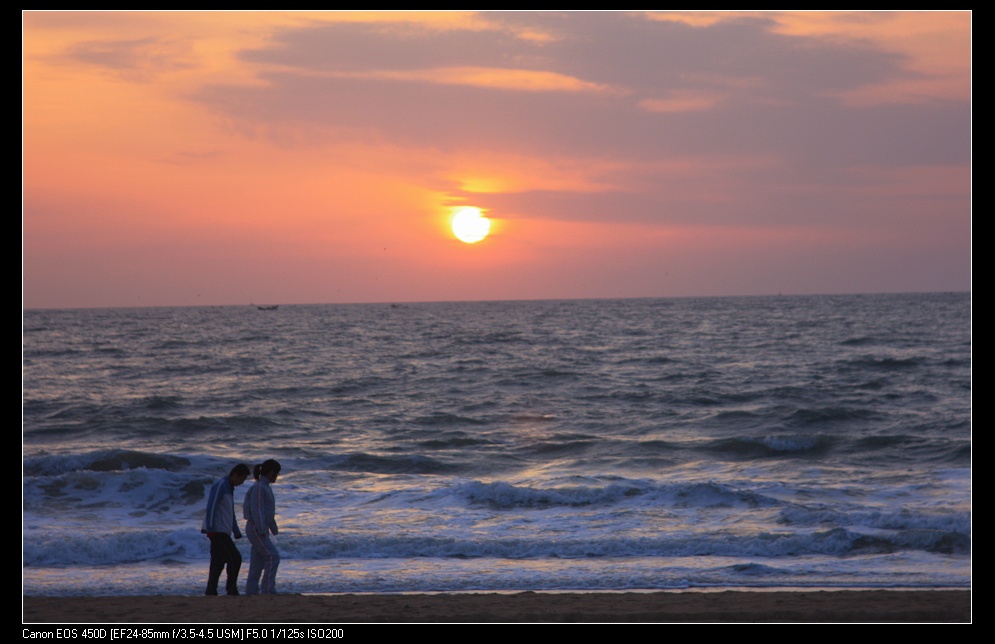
[257,305,279,311]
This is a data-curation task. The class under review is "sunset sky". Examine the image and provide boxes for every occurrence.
[23,11,971,309]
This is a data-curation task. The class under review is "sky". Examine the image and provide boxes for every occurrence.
[23,11,971,309]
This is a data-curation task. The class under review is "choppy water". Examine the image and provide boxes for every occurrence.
[22,293,971,595]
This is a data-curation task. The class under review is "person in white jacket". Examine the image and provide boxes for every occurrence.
[243,459,282,594]
[202,463,249,595]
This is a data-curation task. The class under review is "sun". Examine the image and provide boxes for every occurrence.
[451,207,491,243]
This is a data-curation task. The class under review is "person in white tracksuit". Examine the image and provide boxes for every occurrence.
[242,459,282,595]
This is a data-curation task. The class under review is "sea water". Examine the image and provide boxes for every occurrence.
[22,293,971,595]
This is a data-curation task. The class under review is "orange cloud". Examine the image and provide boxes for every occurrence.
[289,66,616,94]
[770,11,971,105]
[638,90,724,113]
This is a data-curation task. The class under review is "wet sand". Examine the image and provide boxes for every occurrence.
[23,590,970,623]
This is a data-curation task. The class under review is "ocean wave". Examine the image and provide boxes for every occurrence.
[705,435,832,457]
[24,450,191,476]
[332,452,459,474]
[27,522,968,567]
[24,528,200,566]
[457,479,778,510]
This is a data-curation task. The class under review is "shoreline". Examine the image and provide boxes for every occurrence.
[24,589,971,623]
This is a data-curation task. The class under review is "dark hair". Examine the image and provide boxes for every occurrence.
[230,463,250,477]
[253,459,282,480]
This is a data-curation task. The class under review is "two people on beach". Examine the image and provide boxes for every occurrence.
[203,459,283,595]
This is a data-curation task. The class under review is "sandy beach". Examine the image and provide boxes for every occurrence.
[23,590,970,623]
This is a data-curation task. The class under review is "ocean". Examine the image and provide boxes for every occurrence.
[22,293,971,596]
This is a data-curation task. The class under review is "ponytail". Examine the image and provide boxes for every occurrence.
[254,459,281,480]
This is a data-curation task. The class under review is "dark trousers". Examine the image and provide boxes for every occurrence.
[206,533,242,595]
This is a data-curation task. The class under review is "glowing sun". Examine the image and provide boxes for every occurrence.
[451,207,491,243]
